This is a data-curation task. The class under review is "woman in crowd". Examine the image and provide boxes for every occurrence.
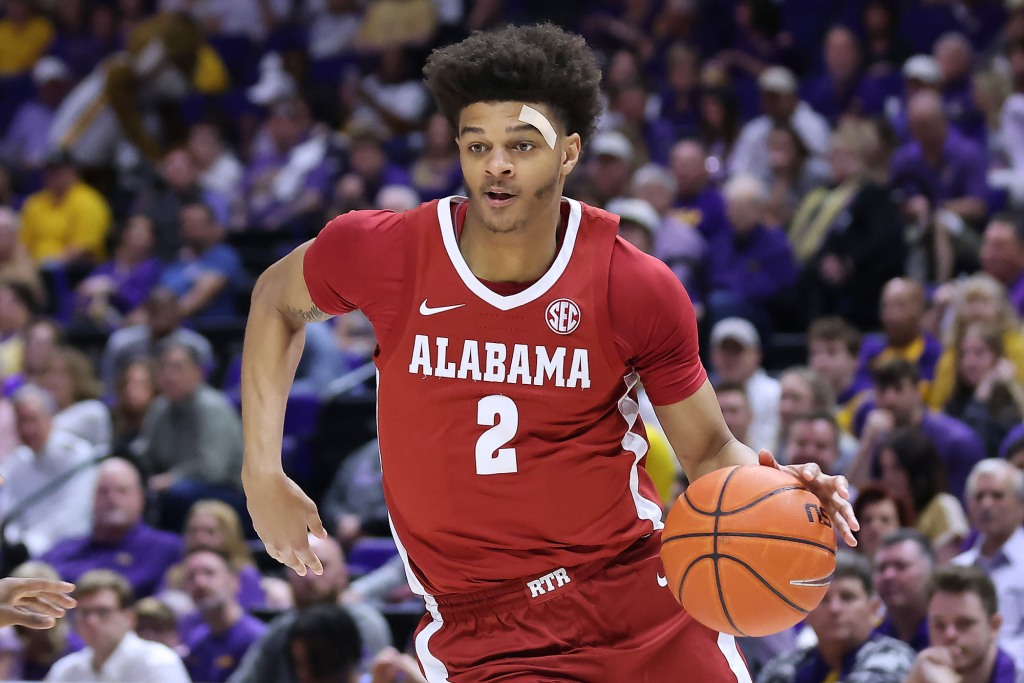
[762,123,830,228]
[110,358,157,457]
[75,214,163,329]
[929,273,1024,410]
[850,483,914,560]
[39,344,111,449]
[160,499,272,612]
[944,322,1024,456]
[773,366,835,461]
[877,429,969,563]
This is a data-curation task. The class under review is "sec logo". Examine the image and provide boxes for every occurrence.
[546,299,580,335]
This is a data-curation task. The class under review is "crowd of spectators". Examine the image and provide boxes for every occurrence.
[1,0,1024,681]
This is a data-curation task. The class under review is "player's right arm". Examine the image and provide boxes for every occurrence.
[240,240,330,576]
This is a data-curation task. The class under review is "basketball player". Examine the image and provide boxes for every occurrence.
[240,24,859,681]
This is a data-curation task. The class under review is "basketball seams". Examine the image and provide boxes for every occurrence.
[661,532,837,555]
[713,466,742,636]
[717,554,812,616]
[683,483,809,517]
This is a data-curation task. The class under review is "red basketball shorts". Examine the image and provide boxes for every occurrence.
[411,532,753,682]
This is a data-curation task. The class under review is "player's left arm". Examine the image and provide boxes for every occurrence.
[653,387,858,544]
[615,245,859,542]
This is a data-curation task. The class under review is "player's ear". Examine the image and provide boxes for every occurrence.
[561,133,581,175]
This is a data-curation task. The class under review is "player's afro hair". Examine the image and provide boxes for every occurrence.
[423,23,603,146]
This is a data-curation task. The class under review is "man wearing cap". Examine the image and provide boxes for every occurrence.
[607,197,658,255]
[709,317,781,451]
[2,56,71,171]
[585,130,635,206]
[728,65,832,181]
[18,149,111,266]
[630,162,708,303]
[886,55,945,145]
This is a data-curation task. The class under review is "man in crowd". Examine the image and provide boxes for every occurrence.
[46,569,190,682]
[953,459,1024,671]
[182,547,267,682]
[137,341,245,532]
[228,534,391,683]
[906,566,1020,683]
[42,457,182,598]
[757,551,916,683]
[785,411,847,475]
[873,529,936,652]
[708,317,780,451]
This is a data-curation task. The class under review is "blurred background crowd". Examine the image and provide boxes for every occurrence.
[0,0,1023,681]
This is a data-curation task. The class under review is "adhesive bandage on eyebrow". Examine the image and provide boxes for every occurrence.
[518,105,557,149]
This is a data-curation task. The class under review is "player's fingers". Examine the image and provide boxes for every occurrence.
[295,547,324,576]
[833,475,852,500]
[757,450,780,469]
[0,606,55,630]
[830,491,858,545]
[18,596,67,618]
[796,462,822,482]
[307,511,328,540]
[8,578,76,598]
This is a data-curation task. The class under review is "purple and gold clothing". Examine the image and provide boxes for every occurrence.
[42,522,183,598]
[874,614,930,652]
[853,333,943,395]
[185,613,266,683]
[889,129,988,208]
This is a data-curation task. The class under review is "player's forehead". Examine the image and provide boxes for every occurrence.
[457,101,561,139]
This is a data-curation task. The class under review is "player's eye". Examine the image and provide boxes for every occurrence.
[467,143,486,154]
[514,141,536,152]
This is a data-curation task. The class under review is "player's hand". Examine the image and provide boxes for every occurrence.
[243,468,327,576]
[758,450,859,547]
[0,577,77,630]
[906,647,962,683]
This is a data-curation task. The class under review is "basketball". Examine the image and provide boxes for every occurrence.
[660,465,838,637]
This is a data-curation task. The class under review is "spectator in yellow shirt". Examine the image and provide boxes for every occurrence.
[19,150,111,266]
[0,0,55,76]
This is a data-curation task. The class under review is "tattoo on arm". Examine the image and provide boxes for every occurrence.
[280,302,329,324]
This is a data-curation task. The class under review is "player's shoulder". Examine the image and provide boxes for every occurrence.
[320,199,441,236]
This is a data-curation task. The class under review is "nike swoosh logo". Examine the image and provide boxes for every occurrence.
[790,572,834,588]
[657,573,668,587]
[419,300,465,316]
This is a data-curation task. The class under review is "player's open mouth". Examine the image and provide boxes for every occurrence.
[484,191,517,207]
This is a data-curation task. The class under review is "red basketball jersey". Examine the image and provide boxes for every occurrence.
[305,197,699,597]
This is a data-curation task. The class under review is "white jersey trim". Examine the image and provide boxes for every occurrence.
[619,371,665,530]
[717,633,753,682]
[436,196,583,311]
[388,514,450,681]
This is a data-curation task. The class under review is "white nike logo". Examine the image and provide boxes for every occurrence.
[657,573,668,587]
[419,299,465,316]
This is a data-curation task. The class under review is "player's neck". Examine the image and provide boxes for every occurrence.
[460,202,562,283]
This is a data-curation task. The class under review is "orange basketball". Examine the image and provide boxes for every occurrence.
[660,465,837,637]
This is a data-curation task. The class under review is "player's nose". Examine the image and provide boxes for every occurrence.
[486,148,514,176]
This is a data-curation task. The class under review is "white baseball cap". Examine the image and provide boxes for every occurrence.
[758,66,798,95]
[33,56,70,84]
[606,197,660,234]
[902,55,943,85]
[591,130,634,163]
[711,317,761,348]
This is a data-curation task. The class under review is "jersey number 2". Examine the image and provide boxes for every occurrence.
[476,395,518,475]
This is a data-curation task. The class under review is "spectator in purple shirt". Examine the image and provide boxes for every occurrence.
[934,32,986,144]
[979,212,1024,317]
[890,90,989,230]
[873,529,935,652]
[182,547,266,683]
[1,56,72,173]
[906,565,1020,683]
[75,214,163,329]
[849,359,985,503]
[800,25,866,126]
[243,98,334,233]
[602,78,676,167]
[669,139,730,249]
[707,173,798,335]
[42,457,183,599]
[328,124,413,216]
